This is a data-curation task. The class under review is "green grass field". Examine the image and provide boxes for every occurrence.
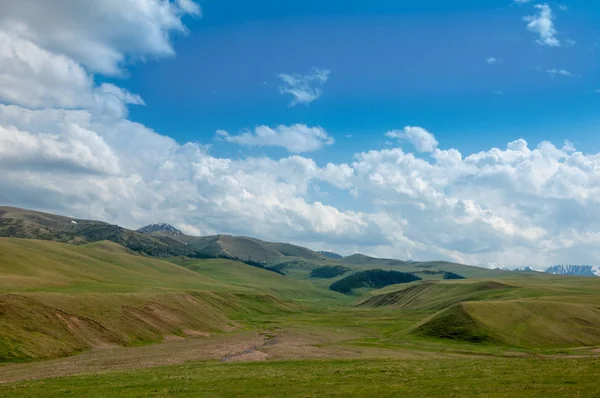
[1,236,600,396]
[2,358,599,397]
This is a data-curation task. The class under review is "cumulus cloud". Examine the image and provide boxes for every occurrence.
[486,57,498,65]
[216,124,334,153]
[5,0,600,269]
[386,126,439,153]
[278,68,330,106]
[0,0,200,75]
[524,4,560,47]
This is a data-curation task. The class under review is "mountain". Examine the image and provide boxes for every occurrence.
[0,207,197,258]
[0,207,329,264]
[138,223,183,236]
[318,251,343,260]
[0,206,515,280]
[514,266,541,272]
[545,265,600,277]
[185,235,328,263]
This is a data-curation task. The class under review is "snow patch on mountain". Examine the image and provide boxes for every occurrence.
[545,265,600,277]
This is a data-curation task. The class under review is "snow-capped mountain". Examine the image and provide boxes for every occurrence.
[545,265,600,277]
[514,266,542,272]
[137,223,183,236]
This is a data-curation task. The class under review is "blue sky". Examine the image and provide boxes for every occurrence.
[4,0,600,268]
[122,0,600,161]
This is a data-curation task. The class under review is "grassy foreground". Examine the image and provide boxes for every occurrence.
[2,358,599,397]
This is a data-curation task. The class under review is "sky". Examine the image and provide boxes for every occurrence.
[1,0,600,268]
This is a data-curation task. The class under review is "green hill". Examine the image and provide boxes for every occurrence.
[413,300,600,348]
[0,238,310,361]
[340,254,508,280]
[181,235,329,263]
[359,281,516,311]
[0,207,197,258]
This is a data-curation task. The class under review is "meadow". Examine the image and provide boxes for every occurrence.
[1,236,599,396]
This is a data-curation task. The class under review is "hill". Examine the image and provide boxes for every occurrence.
[0,238,320,360]
[182,235,329,263]
[361,277,600,348]
[339,254,508,280]
[318,251,343,259]
[0,207,196,258]
[137,223,183,237]
[413,301,600,347]
[359,281,515,311]
[0,207,519,282]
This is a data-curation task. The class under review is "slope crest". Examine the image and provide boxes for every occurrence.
[412,300,600,348]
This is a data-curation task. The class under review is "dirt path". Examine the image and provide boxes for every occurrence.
[0,332,267,384]
[3,329,593,384]
[221,334,279,362]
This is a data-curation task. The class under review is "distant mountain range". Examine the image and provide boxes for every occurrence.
[496,264,600,277]
[545,265,600,277]
[0,207,331,263]
[4,205,599,281]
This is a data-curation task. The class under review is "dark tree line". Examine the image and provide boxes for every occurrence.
[329,270,422,294]
[443,272,466,280]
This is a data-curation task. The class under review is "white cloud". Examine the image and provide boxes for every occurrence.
[278,68,330,106]
[486,57,498,65]
[216,124,334,153]
[386,126,439,153]
[546,68,573,77]
[0,0,200,75]
[524,4,561,47]
[6,0,600,269]
[514,0,532,4]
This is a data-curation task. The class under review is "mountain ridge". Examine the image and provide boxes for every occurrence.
[137,223,183,236]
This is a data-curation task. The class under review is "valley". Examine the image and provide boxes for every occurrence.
[0,207,599,396]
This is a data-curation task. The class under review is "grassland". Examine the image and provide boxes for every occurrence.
[2,358,599,397]
[0,238,329,360]
[1,232,600,396]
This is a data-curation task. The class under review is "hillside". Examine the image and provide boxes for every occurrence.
[339,254,508,280]
[413,301,600,347]
[0,238,317,360]
[0,207,197,258]
[180,235,329,263]
[0,207,517,282]
[361,278,600,348]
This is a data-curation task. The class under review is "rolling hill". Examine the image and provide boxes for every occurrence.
[1,207,513,284]
[0,207,197,258]
[361,277,600,348]
[0,238,326,360]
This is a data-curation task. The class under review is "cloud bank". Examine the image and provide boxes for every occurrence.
[2,0,600,270]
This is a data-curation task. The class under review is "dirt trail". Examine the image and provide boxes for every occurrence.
[2,329,593,384]
[0,332,266,384]
[221,334,278,362]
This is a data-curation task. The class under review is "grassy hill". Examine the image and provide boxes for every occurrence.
[2,206,600,361]
[340,254,507,279]
[361,278,600,348]
[0,238,319,361]
[168,257,344,303]
[0,207,197,258]
[414,300,600,347]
